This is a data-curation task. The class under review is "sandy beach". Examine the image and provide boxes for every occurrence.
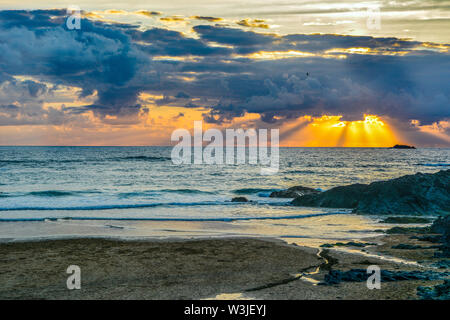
[1,232,447,300]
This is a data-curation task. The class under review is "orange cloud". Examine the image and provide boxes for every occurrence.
[191,16,222,22]
[135,10,162,17]
[0,104,420,148]
[237,18,270,29]
[160,16,186,22]
[410,120,450,144]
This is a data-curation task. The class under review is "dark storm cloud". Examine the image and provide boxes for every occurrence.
[0,10,147,120]
[283,33,422,52]
[0,104,20,115]
[210,54,450,125]
[0,9,449,129]
[175,91,190,98]
[193,25,426,55]
[0,9,66,29]
[0,78,81,126]
[193,25,275,48]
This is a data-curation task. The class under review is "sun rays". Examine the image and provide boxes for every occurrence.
[281,115,399,147]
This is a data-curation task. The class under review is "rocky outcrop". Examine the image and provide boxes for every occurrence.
[269,186,320,198]
[231,197,249,202]
[320,241,376,248]
[417,280,450,300]
[430,215,450,234]
[391,244,437,250]
[323,269,449,285]
[381,217,431,224]
[292,170,450,215]
[430,216,450,258]
[386,226,431,234]
[386,216,450,257]
[432,260,450,269]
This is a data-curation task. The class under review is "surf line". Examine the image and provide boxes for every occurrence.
[0,211,349,222]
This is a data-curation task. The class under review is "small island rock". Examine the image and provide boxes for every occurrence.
[269,186,320,198]
[231,197,249,202]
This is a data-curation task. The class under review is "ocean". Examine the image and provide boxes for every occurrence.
[0,146,448,244]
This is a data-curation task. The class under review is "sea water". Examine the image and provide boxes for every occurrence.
[0,146,448,244]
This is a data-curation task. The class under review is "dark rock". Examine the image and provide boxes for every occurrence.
[389,216,450,257]
[323,269,449,285]
[430,216,450,258]
[320,241,375,248]
[386,226,431,234]
[381,217,432,224]
[292,183,365,208]
[411,235,442,243]
[430,216,450,234]
[269,186,320,198]
[355,259,378,265]
[292,170,450,215]
[231,197,249,202]
[392,244,425,250]
[344,241,376,247]
[392,144,416,149]
[417,280,450,300]
[431,259,450,269]
[388,217,450,257]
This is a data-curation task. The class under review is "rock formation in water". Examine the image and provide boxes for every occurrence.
[292,170,450,215]
[392,144,416,149]
[231,196,249,202]
[269,186,320,198]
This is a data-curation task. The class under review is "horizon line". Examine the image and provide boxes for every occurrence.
[0,145,440,148]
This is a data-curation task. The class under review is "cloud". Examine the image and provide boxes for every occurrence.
[193,25,275,48]
[0,77,92,126]
[191,16,222,22]
[134,27,232,56]
[160,16,186,22]
[236,19,270,29]
[135,10,162,17]
[0,8,448,144]
[175,92,190,98]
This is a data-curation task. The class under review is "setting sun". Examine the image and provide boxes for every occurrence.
[281,114,398,147]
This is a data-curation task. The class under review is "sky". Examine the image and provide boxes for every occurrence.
[0,1,449,146]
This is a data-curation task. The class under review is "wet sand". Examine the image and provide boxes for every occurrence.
[0,234,446,300]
